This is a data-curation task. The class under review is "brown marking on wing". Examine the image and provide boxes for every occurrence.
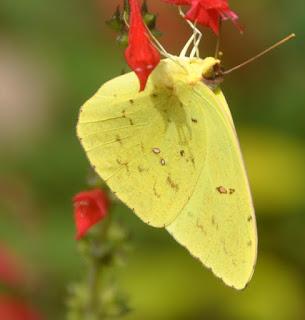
[167,176,179,192]
[137,165,144,173]
[196,219,207,235]
[141,142,145,153]
[216,186,228,194]
[211,216,219,230]
[153,183,161,199]
[116,159,129,172]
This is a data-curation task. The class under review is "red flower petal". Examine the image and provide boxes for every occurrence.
[163,0,191,4]
[0,296,42,320]
[0,244,25,287]
[164,0,240,35]
[125,0,160,91]
[73,189,110,240]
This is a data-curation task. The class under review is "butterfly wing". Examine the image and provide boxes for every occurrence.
[166,83,257,290]
[77,70,208,227]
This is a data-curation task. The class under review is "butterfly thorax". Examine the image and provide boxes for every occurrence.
[150,57,221,91]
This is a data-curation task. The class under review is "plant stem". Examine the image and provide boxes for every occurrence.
[86,215,111,320]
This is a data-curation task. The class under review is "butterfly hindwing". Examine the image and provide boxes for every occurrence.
[166,82,257,289]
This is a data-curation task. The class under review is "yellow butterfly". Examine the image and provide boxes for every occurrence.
[77,48,258,289]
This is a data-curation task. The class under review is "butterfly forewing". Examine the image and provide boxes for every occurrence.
[77,70,207,227]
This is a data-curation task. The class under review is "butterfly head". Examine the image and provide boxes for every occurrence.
[182,57,224,91]
[201,57,225,91]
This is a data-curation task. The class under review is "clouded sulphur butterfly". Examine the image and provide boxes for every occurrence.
[77,56,257,290]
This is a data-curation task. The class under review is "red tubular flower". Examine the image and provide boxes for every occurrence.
[125,0,161,91]
[0,296,42,320]
[73,189,110,240]
[164,0,241,35]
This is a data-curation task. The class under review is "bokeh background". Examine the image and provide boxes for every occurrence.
[1,0,305,319]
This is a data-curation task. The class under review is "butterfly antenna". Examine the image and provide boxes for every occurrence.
[223,33,296,75]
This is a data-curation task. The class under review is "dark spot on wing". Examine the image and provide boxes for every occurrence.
[122,110,134,125]
[180,150,185,157]
[137,165,144,173]
[212,216,216,225]
[151,93,158,98]
[116,159,129,172]
[247,216,253,222]
[153,183,161,198]
[167,176,179,192]
[229,188,235,194]
[216,186,228,194]
[196,219,207,235]
[129,99,134,104]
[211,216,219,230]
[141,142,145,152]
[115,135,122,145]
[191,118,198,123]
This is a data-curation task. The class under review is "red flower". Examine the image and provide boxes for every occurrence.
[0,244,25,287]
[73,189,110,240]
[125,0,160,91]
[164,0,241,35]
[0,296,42,320]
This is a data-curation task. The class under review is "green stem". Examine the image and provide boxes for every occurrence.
[87,259,99,319]
[86,215,112,320]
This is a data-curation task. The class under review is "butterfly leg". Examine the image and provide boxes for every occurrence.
[180,31,197,58]
[190,22,202,58]
[178,7,202,58]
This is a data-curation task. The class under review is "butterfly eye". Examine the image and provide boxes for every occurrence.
[202,63,224,90]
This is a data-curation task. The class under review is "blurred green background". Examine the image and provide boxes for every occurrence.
[0,0,305,319]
